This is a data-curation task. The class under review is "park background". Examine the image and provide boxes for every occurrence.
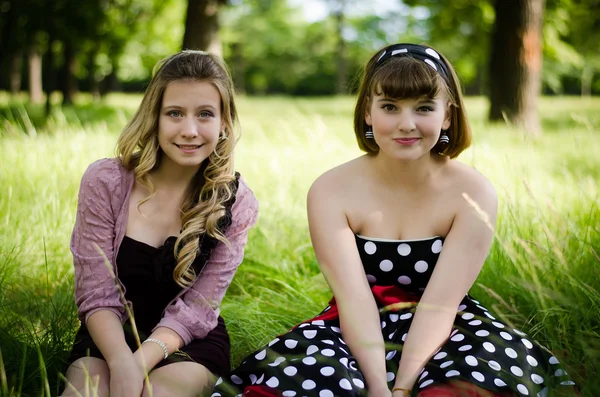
[0,0,598,396]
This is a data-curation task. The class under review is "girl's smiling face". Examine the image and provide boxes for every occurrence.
[365,93,451,161]
[157,79,223,170]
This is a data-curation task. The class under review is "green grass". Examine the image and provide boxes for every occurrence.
[0,93,599,396]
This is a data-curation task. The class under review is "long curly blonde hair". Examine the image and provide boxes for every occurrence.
[116,51,239,288]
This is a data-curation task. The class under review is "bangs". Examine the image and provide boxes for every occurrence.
[371,57,446,100]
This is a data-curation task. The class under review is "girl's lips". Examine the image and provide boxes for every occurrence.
[175,143,203,153]
[394,138,420,146]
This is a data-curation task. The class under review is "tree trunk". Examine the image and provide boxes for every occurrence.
[28,45,43,104]
[182,0,223,55]
[581,65,592,97]
[334,7,348,94]
[488,0,545,135]
[230,42,245,94]
[87,50,101,101]
[10,51,23,94]
[60,41,78,105]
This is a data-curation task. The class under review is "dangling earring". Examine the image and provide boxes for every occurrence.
[439,132,450,145]
[437,130,450,155]
[220,129,228,140]
[365,127,374,139]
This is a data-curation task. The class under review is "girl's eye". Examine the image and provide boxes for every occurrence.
[199,111,213,118]
[418,106,434,112]
[167,110,183,117]
[381,104,396,111]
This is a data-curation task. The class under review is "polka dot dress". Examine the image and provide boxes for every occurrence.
[212,235,577,397]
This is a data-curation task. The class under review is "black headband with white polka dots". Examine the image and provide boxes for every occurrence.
[374,43,451,81]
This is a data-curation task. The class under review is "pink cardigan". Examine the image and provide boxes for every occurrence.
[70,158,258,345]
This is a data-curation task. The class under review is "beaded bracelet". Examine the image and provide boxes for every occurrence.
[142,338,169,359]
[392,387,411,396]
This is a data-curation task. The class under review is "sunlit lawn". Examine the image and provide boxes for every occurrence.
[0,93,598,396]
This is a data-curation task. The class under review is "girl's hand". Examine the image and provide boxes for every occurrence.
[108,354,146,397]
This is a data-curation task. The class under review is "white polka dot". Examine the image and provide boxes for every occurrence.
[433,352,447,360]
[397,243,411,256]
[560,381,576,386]
[302,379,316,390]
[266,377,279,388]
[320,366,334,376]
[320,390,334,397]
[366,274,377,283]
[468,320,482,326]
[505,348,518,358]
[450,333,465,342]
[483,342,496,353]
[256,374,264,384]
[500,331,513,340]
[285,339,298,349]
[397,275,412,285]
[475,330,490,337]
[549,356,559,364]
[387,372,395,381]
[488,361,501,371]
[494,378,507,387]
[511,366,524,376]
[522,339,533,349]
[440,360,454,368]
[425,48,441,59]
[331,326,341,333]
[402,333,408,341]
[352,378,365,388]
[514,329,526,336]
[386,350,397,360]
[424,59,437,70]
[389,314,399,322]
[471,299,480,304]
[431,239,443,253]
[268,338,280,346]
[476,305,488,311]
[298,323,309,328]
[445,370,460,378]
[322,349,335,357]
[380,259,394,272]
[215,378,223,386]
[531,374,544,384]
[492,321,505,328]
[484,312,496,319]
[306,345,319,355]
[381,320,387,328]
[420,379,434,388]
[339,379,352,390]
[339,357,349,368]
[458,304,467,311]
[231,375,242,384]
[349,360,358,371]
[302,357,316,365]
[312,320,324,326]
[465,356,478,366]
[282,392,296,397]
[472,372,485,382]
[458,345,472,352]
[517,384,529,395]
[255,350,266,360]
[526,355,538,366]
[414,260,429,273]
[284,366,297,376]
[303,330,317,339]
[461,312,475,320]
[555,369,567,376]
[323,340,334,345]
[400,313,413,320]
[269,357,286,366]
[419,371,429,381]
[364,241,377,255]
[388,330,397,339]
